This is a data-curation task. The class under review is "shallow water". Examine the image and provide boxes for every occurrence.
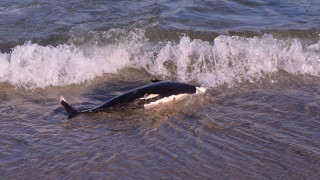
[1,0,320,179]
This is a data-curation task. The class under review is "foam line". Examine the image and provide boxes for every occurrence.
[1,31,319,89]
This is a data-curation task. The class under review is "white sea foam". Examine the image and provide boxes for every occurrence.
[0,42,133,88]
[0,31,320,89]
[137,34,320,87]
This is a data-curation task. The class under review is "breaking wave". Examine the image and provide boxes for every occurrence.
[0,29,319,89]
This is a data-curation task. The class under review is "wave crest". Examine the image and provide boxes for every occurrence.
[0,31,319,89]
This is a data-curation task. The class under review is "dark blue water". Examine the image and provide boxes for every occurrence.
[1,0,319,46]
[1,0,320,179]
[162,0,320,31]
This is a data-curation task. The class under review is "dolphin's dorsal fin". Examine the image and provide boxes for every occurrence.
[151,79,162,83]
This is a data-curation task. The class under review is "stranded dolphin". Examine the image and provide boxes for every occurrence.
[60,80,206,119]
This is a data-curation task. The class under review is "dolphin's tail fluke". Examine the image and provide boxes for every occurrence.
[60,96,78,119]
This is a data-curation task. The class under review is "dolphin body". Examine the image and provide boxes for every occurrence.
[60,80,206,119]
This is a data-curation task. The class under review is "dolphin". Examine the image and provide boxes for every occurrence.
[60,80,206,119]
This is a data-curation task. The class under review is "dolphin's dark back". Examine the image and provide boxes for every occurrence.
[94,81,196,110]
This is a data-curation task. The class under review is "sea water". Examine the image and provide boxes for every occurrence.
[0,0,320,179]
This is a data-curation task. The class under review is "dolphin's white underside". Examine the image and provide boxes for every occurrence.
[143,87,206,109]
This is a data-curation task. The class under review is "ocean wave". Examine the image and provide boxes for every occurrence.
[0,30,319,89]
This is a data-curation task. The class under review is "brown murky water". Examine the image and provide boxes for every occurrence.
[1,72,320,179]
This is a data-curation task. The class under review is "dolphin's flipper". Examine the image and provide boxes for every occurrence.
[60,96,78,119]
